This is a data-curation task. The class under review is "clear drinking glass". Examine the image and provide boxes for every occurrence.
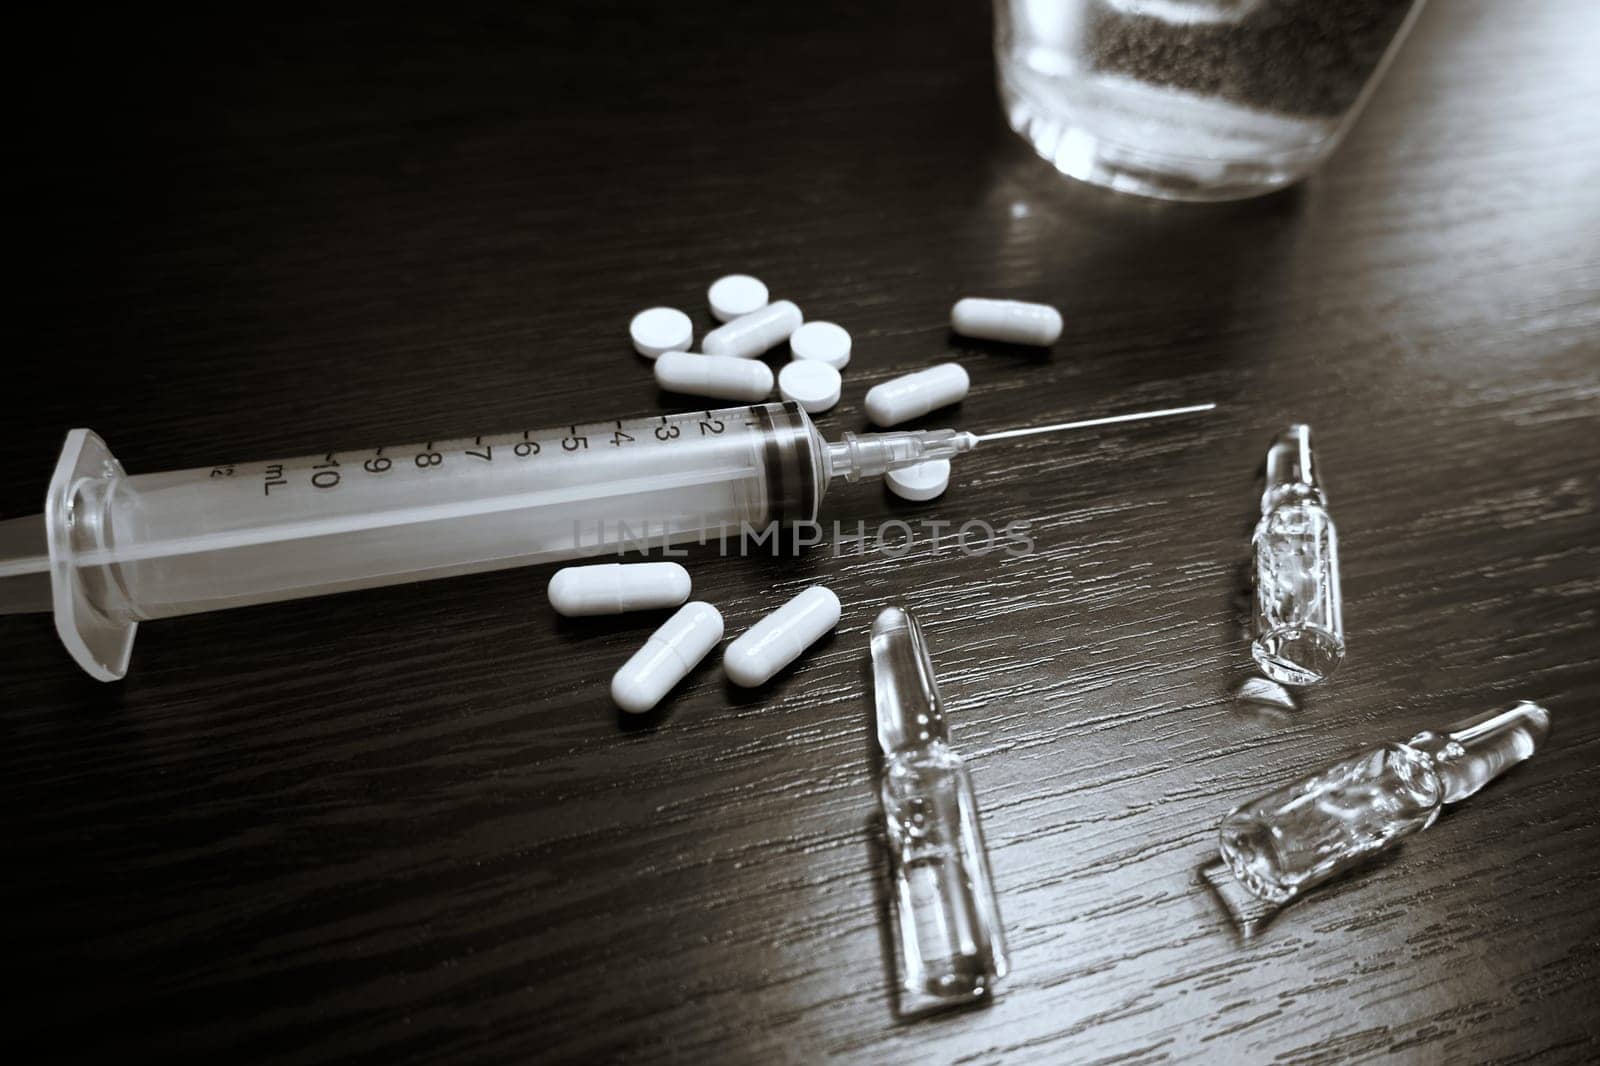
[993,0,1427,201]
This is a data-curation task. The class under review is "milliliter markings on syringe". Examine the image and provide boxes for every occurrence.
[6,398,1214,680]
[246,418,719,499]
[310,452,341,489]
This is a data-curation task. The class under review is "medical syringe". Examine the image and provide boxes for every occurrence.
[0,401,1213,679]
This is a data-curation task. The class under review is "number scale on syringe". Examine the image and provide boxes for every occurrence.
[210,409,742,508]
[75,407,781,621]
[0,398,1212,680]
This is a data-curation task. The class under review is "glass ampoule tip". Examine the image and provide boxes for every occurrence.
[871,605,949,754]
[1261,423,1323,512]
[1406,700,1551,804]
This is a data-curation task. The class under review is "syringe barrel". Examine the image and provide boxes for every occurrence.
[50,402,823,641]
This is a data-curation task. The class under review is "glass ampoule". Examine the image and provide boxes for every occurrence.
[1252,424,1344,686]
[1219,701,1551,904]
[872,606,1007,1016]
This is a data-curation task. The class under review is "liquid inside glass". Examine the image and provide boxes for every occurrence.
[881,747,1006,1013]
[994,0,1423,200]
[1252,500,1343,685]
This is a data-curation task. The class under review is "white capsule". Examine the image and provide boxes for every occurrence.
[886,459,951,502]
[654,351,774,401]
[864,363,970,427]
[951,297,1063,346]
[788,320,851,369]
[708,274,770,323]
[630,306,694,359]
[547,562,691,617]
[611,601,724,714]
[723,586,841,688]
[701,300,803,359]
[778,359,841,413]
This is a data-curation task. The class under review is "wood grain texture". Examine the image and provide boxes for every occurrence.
[5,2,1598,1062]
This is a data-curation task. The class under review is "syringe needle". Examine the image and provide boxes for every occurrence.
[974,402,1217,443]
[826,402,1217,483]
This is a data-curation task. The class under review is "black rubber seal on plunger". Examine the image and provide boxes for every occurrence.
[753,402,817,526]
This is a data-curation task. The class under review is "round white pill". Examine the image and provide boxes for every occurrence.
[547,562,691,617]
[708,274,769,323]
[864,363,969,427]
[886,459,951,502]
[778,360,841,413]
[788,321,851,369]
[630,307,694,359]
[951,297,1063,346]
[611,601,724,714]
[723,586,842,688]
[655,351,774,402]
[701,300,803,359]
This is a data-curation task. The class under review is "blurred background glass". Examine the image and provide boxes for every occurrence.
[993,0,1426,201]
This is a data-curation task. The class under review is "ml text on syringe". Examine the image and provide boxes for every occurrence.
[0,401,1213,679]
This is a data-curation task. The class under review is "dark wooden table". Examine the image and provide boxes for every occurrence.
[7,3,1598,1062]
